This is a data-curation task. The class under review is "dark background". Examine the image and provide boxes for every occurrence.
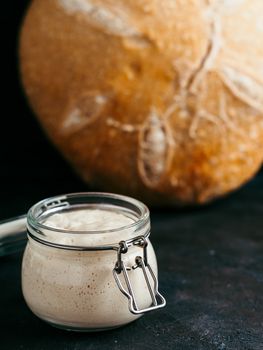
[1,2,263,350]
[1,0,87,220]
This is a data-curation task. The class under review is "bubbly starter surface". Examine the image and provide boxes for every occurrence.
[44,209,134,231]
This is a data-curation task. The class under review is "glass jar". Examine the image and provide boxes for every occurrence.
[22,193,166,331]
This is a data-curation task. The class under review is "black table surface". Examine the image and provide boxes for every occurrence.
[1,172,263,350]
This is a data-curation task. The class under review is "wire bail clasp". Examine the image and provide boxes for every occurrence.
[113,236,166,315]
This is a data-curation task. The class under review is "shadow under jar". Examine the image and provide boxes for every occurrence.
[22,192,166,331]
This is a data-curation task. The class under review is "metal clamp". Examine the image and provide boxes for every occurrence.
[113,236,166,315]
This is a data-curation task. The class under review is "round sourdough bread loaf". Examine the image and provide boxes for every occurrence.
[20,0,263,205]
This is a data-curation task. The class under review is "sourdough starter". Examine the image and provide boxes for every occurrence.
[22,209,157,330]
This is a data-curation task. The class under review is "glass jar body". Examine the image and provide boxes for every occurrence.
[22,238,157,331]
[21,192,162,331]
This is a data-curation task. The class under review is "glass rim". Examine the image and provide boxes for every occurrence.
[27,192,150,236]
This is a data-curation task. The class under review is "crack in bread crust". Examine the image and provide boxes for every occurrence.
[138,110,171,188]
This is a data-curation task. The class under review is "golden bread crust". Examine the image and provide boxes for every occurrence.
[20,0,263,205]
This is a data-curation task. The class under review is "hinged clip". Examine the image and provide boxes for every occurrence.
[113,236,166,315]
